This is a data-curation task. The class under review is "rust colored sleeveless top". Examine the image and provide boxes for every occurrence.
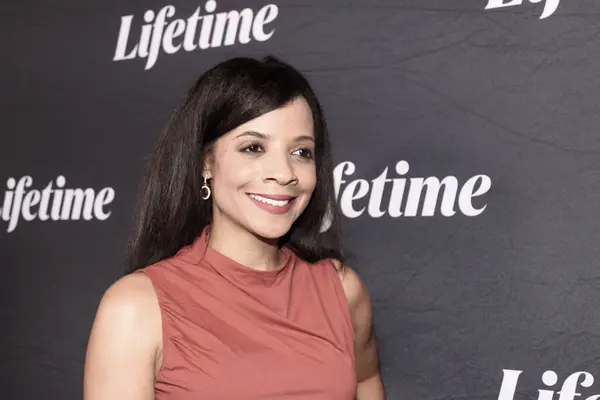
[135,227,357,399]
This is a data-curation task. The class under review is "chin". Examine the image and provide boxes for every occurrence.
[248,220,294,241]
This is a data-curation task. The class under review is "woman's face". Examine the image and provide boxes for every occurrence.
[206,96,317,240]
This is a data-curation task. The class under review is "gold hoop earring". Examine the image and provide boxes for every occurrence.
[201,176,211,200]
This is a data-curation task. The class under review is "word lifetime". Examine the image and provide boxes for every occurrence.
[485,0,561,19]
[498,369,600,400]
[1,176,115,233]
[113,1,279,70]
[318,160,491,231]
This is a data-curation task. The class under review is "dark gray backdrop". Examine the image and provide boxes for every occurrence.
[2,0,600,399]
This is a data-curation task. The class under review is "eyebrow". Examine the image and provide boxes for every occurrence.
[235,130,315,143]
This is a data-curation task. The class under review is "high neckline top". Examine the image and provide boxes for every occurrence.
[186,226,294,288]
[136,226,357,399]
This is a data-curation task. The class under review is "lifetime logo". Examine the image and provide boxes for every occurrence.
[113,1,279,70]
[485,0,561,19]
[1,176,115,233]
[499,369,600,400]
[320,160,492,232]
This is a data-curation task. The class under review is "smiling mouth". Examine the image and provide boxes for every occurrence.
[248,194,295,207]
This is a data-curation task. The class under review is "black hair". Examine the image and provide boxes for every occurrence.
[124,55,346,274]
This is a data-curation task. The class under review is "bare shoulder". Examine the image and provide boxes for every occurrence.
[95,272,161,327]
[96,271,162,345]
[84,272,161,399]
[103,272,157,305]
[331,260,382,388]
[330,259,371,316]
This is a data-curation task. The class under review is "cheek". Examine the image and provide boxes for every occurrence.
[299,165,317,193]
[213,153,260,188]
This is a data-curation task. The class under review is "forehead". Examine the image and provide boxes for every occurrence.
[229,96,314,139]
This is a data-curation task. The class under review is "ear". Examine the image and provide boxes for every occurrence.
[203,150,214,180]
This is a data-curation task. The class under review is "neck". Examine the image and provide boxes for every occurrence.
[206,219,283,272]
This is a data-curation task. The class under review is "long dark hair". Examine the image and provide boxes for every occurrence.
[124,56,346,274]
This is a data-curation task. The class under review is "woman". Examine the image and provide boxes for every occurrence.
[84,56,385,399]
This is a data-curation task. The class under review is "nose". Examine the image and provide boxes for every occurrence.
[262,152,298,186]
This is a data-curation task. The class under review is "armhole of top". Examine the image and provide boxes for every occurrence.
[326,259,356,353]
[133,269,171,384]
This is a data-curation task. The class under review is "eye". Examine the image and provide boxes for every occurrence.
[292,147,314,159]
[240,142,264,153]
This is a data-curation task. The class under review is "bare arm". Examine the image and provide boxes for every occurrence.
[83,273,162,400]
[336,264,385,400]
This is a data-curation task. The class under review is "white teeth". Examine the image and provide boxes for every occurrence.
[249,194,291,207]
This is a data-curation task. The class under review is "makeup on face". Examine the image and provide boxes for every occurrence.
[207,97,318,239]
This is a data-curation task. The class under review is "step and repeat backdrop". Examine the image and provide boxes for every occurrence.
[2,0,600,399]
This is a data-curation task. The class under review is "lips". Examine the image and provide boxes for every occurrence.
[248,193,296,201]
[247,193,297,214]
